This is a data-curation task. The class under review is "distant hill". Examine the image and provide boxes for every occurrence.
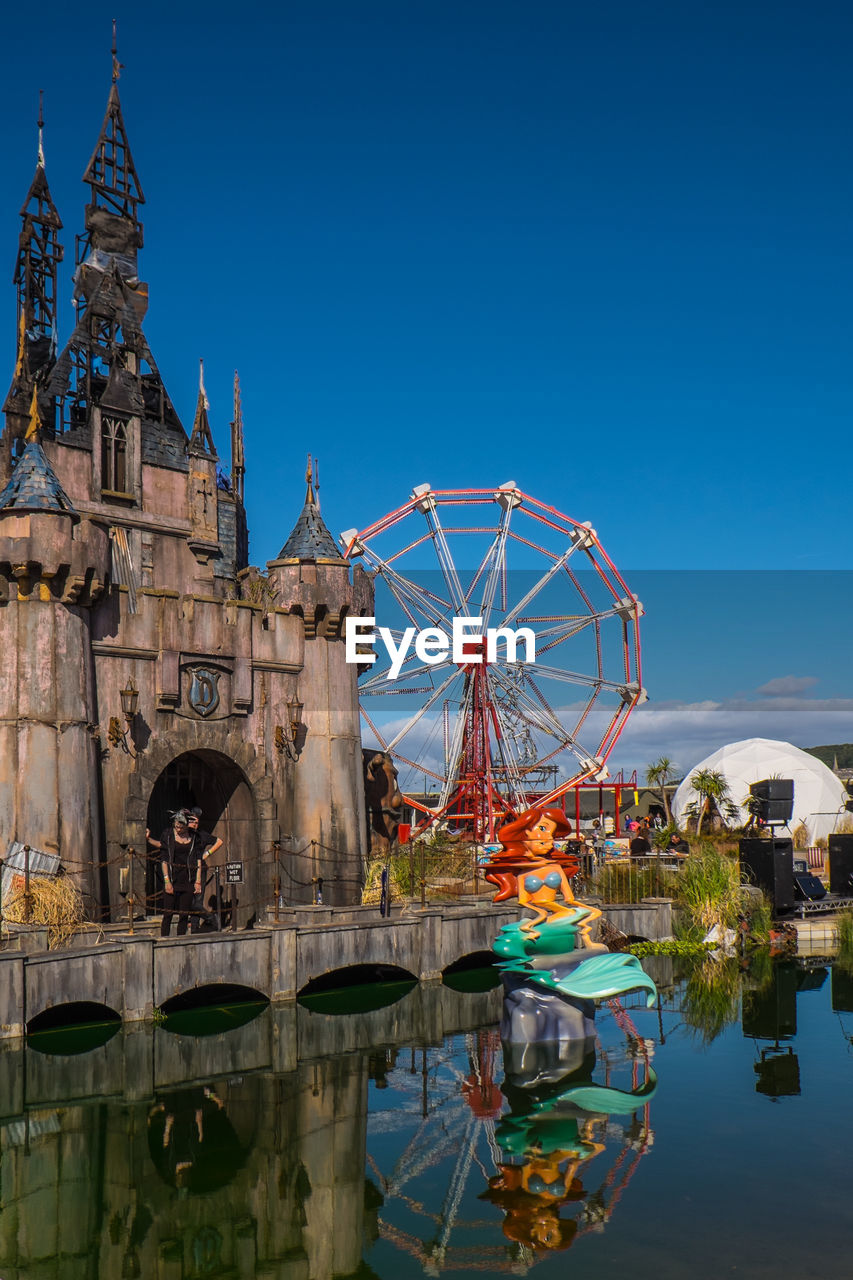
[804,744,853,769]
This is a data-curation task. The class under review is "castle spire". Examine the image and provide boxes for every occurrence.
[189,359,217,457]
[75,25,145,310]
[3,94,63,460]
[14,92,63,357]
[230,370,245,502]
[50,38,182,444]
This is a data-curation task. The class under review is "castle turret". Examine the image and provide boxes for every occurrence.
[266,460,373,905]
[0,430,109,908]
[186,360,220,586]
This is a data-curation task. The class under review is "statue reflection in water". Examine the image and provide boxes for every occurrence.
[481,1027,657,1256]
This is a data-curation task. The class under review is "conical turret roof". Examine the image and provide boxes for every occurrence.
[276,460,342,561]
[0,439,78,520]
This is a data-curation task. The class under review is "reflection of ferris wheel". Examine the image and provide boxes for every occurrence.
[342,482,645,842]
[365,1015,656,1275]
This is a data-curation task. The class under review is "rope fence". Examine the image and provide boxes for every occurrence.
[0,832,685,948]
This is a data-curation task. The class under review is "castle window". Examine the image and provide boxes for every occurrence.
[101,416,128,494]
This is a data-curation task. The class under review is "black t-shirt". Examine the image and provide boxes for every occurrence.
[630,835,652,857]
[159,830,201,885]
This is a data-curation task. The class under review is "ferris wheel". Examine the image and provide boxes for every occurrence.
[341,482,645,842]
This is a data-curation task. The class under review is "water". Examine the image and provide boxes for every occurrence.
[0,956,851,1278]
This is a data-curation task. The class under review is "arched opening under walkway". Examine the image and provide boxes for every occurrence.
[145,750,258,926]
[442,951,500,993]
[298,964,418,1015]
[158,983,269,1036]
[27,1001,122,1053]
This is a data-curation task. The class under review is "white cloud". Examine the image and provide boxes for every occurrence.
[363,688,853,792]
[755,675,818,697]
[606,696,853,778]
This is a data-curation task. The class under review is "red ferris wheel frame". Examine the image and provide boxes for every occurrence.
[342,482,645,843]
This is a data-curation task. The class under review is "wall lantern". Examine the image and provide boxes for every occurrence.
[108,678,141,756]
[275,694,304,761]
[288,695,304,738]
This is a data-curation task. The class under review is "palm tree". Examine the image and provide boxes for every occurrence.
[646,756,675,824]
[687,768,738,835]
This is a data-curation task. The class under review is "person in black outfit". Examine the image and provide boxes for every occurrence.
[629,826,652,859]
[187,808,223,932]
[160,810,203,937]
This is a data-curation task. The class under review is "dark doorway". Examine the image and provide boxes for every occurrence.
[145,750,257,921]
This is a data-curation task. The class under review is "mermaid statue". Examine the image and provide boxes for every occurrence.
[483,807,657,1045]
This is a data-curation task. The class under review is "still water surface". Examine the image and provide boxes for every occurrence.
[1,957,851,1278]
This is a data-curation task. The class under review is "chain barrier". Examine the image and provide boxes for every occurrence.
[1,833,505,942]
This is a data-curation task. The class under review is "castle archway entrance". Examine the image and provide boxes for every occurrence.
[145,750,258,925]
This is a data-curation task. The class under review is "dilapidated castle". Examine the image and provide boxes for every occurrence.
[0,67,372,915]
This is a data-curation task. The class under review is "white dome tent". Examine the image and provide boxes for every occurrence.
[673,737,849,845]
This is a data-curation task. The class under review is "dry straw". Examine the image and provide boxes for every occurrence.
[4,874,84,949]
[361,860,408,906]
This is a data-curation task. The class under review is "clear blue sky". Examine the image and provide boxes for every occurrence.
[2,1,852,768]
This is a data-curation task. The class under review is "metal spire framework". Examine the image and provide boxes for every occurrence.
[16,92,63,360]
[46,37,183,446]
[230,371,245,502]
[2,92,64,465]
[80,21,144,257]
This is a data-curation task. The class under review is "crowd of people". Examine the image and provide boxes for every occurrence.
[576,814,690,864]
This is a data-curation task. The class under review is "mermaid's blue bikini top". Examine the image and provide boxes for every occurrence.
[524,870,563,892]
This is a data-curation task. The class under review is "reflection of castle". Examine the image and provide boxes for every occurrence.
[0,1060,369,1280]
[0,984,656,1278]
[0,983,505,1279]
[0,61,371,912]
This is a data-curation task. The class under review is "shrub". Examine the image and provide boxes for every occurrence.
[675,842,743,938]
[792,823,810,851]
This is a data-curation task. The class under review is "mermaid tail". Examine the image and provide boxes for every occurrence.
[535,952,658,1008]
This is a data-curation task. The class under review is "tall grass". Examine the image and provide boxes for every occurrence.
[590,862,678,904]
[837,908,853,962]
[361,839,477,904]
[676,842,743,939]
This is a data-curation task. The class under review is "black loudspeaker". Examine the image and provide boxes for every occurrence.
[749,779,794,826]
[828,834,853,896]
[751,779,795,801]
[793,872,826,901]
[739,837,795,913]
